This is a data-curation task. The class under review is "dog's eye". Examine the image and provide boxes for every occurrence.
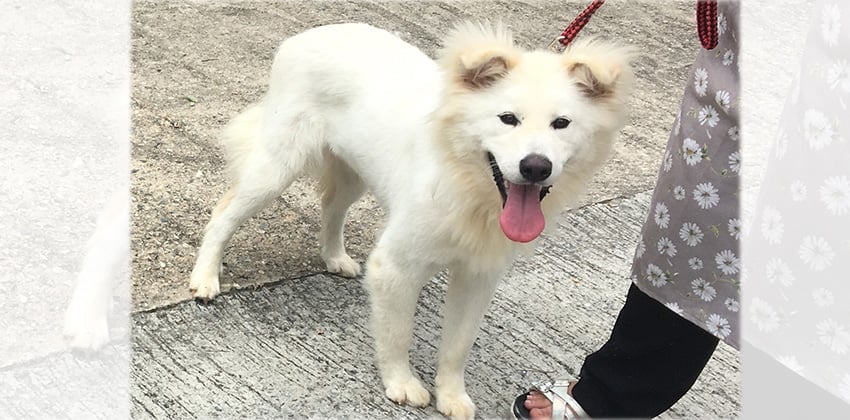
[551,117,571,129]
[498,112,520,126]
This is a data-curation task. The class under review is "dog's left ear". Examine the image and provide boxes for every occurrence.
[562,38,636,98]
[439,21,519,90]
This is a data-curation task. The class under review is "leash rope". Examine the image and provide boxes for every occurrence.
[696,0,718,50]
[549,0,606,51]
[551,0,719,51]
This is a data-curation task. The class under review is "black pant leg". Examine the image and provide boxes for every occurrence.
[571,283,719,418]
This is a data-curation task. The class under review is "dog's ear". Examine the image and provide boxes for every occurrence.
[458,50,512,89]
[562,38,636,98]
[439,21,519,90]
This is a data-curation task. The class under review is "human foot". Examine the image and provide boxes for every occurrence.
[512,380,586,419]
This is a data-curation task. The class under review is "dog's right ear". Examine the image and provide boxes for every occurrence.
[439,21,519,90]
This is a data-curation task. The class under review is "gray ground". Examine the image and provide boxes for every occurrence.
[121,0,740,418]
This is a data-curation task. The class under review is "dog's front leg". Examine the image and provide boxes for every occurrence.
[364,246,435,408]
[434,265,504,420]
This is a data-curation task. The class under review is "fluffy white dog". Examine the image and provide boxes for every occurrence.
[190,22,633,419]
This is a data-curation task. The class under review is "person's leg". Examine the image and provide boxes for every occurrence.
[572,283,719,417]
[523,283,719,418]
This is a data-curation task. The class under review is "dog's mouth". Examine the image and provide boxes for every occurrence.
[487,152,551,243]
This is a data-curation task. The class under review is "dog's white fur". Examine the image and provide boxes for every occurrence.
[190,22,633,419]
[63,189,129,349]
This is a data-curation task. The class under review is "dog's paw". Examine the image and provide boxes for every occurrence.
[324,254,361,278]
[63,311,109,350]
[436,391,475,420]
[189,273,221,301]
[385,377,431,408]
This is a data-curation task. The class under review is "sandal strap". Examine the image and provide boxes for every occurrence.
[531,380,589,419]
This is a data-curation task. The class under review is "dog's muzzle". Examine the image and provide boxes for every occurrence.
[487,152,551,206]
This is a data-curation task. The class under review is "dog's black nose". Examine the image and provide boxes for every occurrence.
[519,154,552,182]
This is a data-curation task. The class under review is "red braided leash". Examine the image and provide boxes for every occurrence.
[549,0,719,52]
[696,0,718,49]
[550,0,606,51]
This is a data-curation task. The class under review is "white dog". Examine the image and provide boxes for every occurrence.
[190,22,633,419]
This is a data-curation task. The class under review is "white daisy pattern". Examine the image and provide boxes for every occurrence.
[827,59,850,93]
[657,237,677,257]
[715,90,732,113]
[760,206,784,245]
[777,356,805,375]
[724,298,740,312]
[698,105,720,127]
[693,182,720,209]
[816,319,850,354]
[819,175,850,215]
[717,12,727,36]
[663,150,673,172]
[694,67,709,96]
[692,278,717,302]
[679,222,704,247]
[722,49,734,66]
[673,185,686,201]
[798,236,835,272]
[727,218,741,240]
[665,302,684,315]
[635,239,646,259]
[790,181,808,202]
[803,109,836,150]
[812,288,835,307]
[821,4,842,47]
[646,264,668,287]
[749,298,780,333]
[654,202,671,228]
[728,151,740,173]
[765,258,794,287]
[728,125,739,141]
[688,257,704,271]
[715,249,740,276]
[706,313,731,339]
[840,375,850,403]
[682,137,703,166]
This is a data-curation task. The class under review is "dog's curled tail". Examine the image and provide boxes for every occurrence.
[219,102,264,183]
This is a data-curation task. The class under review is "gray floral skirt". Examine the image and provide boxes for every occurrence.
[744,0,850,403]
[631,1,740,348]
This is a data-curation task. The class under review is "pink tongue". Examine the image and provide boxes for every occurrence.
[499,182,545,243]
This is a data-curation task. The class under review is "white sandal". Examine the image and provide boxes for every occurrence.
[512,379,589,419]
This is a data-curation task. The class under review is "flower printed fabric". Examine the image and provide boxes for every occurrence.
[745,0,850,403]
[631,1,740,348]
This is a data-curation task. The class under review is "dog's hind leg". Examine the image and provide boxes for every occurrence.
[318,153,366,277]
[190,163,288,301]
[434,264,505,420]
[190,111,322,301]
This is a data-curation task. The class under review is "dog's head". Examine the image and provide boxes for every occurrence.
[435,22,635,243]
